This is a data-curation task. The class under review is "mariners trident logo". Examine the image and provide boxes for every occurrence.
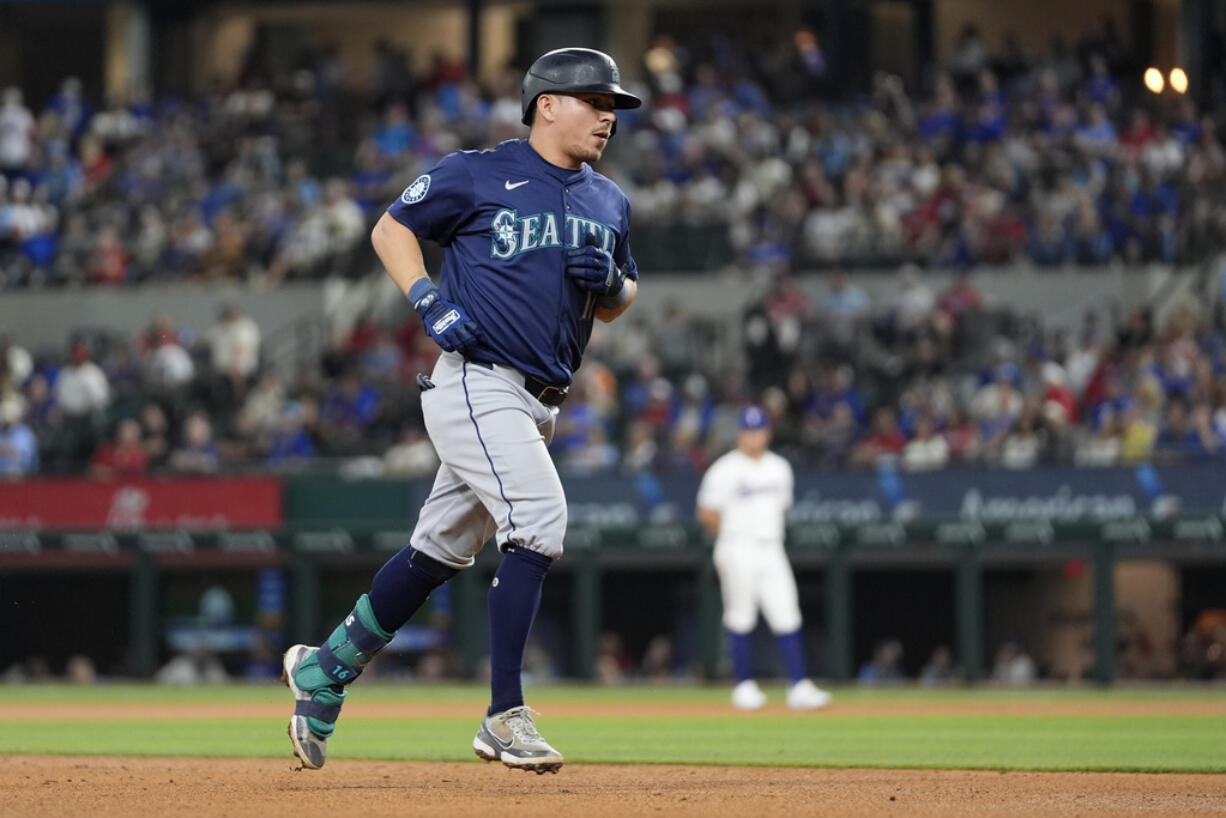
[491,209,614,259]
[401,174,431,204]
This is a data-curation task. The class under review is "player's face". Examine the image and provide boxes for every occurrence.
[738,428,770,457]
[553,93,617,164]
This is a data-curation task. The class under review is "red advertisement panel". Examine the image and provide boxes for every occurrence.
[0,478,283,530]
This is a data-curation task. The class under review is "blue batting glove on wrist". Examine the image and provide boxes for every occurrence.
[565,233,626,297]
[408,278,481,353]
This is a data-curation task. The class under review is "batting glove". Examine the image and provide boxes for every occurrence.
[565,233,626,297]
[408,279,481,353]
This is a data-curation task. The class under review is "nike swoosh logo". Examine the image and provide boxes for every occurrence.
[505,180,530,190]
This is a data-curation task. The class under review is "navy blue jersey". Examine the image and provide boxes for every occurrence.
[387,139,638,386]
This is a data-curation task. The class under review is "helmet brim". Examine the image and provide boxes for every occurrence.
[521,85,643,125]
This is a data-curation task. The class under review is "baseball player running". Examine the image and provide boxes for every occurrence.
[696,406,832,710]
[281,47,641,774]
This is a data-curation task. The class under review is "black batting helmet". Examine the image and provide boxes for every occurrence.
[521,47,642,126]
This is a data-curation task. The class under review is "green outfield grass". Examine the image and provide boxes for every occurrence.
[0,684,1222,773]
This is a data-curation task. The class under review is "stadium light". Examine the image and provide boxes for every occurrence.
[1143,67,1165,94]
[1169,67,1188,94]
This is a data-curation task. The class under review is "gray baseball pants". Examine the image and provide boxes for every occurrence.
[410,351,566,568]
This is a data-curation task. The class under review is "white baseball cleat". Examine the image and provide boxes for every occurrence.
[473,706,563,774]
[282,644,328,770]
[731,679,768,710]
[787,678,832,710]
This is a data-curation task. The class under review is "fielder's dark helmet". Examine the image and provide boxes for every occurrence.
[521,47,642,126]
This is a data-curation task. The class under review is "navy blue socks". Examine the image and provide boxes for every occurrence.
[368,545,459,633]
[726,630,754,683]
[487,546,553,715]
[364,542,556,716]
[776,630,808,684]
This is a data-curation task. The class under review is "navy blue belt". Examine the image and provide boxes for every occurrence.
[466,359,569,406]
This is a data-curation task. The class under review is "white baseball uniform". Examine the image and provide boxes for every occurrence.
[697,448,803,635]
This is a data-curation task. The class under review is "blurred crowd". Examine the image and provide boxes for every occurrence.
[1,19,1226,287]
[6,258,1226,478]
[622,22,1226,269]
[4,22,1226,478]
[0,74,382,288]
[0,303,446,477]
[568,264,1226,478]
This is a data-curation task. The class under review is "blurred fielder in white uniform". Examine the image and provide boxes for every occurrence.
[696,406,831,710]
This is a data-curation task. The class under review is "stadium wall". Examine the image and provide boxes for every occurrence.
[2,468,1224,685]
[934,0,1133,61]
[197,1,526,89]
[5,263,1215,351]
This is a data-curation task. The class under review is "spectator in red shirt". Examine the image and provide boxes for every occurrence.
[342,312,380,355]
[850,406,906,468]
[942,405,982,464]
[938,268,983,322]
[78,134,113,191]
[90,418,149,477]
[1040,362,1078,428]
[1119,107,1156,158]
[85,226,129,285]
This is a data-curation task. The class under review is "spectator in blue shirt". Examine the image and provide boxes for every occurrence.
[1075,103,1118,155]
[1027,210,1074,266]
[266,400,318,468]
[167,410,221,474]
[43,76,92,138]
[0,396,38,476]
[350,140,394,218]
[319,373,380,445]
[1154,399,1218,462]
[0,392,36,475]
[1169,99,1203,147]
[372,102,416,158]
[1083,55,1120,110]
[806,362,866,426]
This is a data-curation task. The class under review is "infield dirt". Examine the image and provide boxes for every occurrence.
[3,755,1226,817]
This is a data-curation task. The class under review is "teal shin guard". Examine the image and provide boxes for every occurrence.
[294,594,393,737]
